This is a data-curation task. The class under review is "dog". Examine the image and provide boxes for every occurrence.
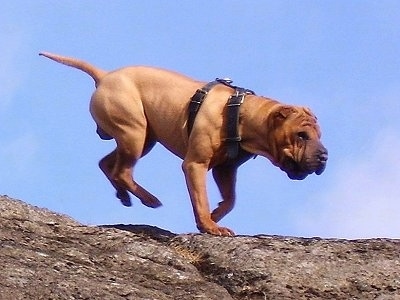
[40,52,328,236]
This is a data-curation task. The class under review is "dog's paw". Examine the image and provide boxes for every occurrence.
[140,197,163,209]
[213,226,235,236]
[116,190,132,207]
[198,222,235,236]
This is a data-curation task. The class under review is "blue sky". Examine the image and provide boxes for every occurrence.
[1,1,399,238]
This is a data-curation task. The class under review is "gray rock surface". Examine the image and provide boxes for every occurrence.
[1,195,399,299]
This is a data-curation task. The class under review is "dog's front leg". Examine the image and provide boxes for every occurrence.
[182,160,235,236]
[211,164,238,223]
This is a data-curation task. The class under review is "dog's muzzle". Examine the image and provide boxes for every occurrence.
[284,144,328,180]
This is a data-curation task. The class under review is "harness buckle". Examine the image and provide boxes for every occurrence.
[216,77,233,85]
[225,136,242,142]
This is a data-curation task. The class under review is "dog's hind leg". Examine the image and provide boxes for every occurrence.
[98,134,157,207]
[211,164,238,222]
[91,82,160,208]
[99,150,132,206]
[111,131,162,208]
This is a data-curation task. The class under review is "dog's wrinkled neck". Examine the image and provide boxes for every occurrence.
[238,97,280,162]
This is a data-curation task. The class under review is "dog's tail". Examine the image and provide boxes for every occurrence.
[39,52,106,86]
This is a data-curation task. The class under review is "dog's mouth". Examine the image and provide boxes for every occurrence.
[282,158,310,180]
[282,150,328,181]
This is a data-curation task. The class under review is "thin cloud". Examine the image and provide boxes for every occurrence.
[0,133,39,176]
[295,129,400,239]
[0,26,25,113]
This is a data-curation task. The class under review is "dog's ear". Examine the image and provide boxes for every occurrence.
[275,106,296,120]
[302,107,318,120]
[266,105,297,130]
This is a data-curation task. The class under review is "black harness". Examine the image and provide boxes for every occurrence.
[187,78,255,160]
[187,78,233,135]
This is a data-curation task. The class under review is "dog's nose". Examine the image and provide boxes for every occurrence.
[319,152,328,163]
[318,147,328,162]
[315,147,328,175]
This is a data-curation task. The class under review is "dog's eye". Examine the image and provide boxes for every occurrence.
[297,131,309,140]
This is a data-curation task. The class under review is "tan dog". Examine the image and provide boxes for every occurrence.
[40,52,327,236]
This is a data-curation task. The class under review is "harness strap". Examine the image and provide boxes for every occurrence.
[187,78,233,136]
[225,87,255,160]
[187,78,255,161]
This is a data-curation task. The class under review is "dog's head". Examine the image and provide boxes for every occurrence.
[268,105,328,180]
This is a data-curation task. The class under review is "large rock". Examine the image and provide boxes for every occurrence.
[1,195,399,299]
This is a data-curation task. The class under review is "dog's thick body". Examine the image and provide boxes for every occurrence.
[40,52,328,236]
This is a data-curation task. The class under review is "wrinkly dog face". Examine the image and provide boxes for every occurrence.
[271,106,328,180]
